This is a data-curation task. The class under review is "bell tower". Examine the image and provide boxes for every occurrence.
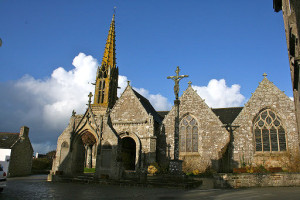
[93,14,119,110]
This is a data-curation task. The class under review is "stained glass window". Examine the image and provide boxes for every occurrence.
[179,115,198,152]
[253,109,286,152]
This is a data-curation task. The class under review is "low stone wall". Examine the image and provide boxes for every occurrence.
[214,173,300,188]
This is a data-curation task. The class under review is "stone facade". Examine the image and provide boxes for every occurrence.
[231,76,299,169]
[51,75,299,180]
[158,85,230,172]
[50,13,300,181]
[110,85,161,170]
[274,0,300,143]
[0,126,33,177]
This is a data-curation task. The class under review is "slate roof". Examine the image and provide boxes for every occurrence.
[157,111,169,120]
[130,88,243,125]
[212,107,243,125]
[153,107,243,125]
[132,89,162,123]
[0,132,20,149]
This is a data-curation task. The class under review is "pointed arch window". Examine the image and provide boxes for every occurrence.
[253,109,287,152]
[180,115,198,152]
[97,80,105,104]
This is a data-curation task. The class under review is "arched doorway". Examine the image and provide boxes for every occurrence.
[70,130,97,175]
[121,137,136,170]
[81,132,97,170]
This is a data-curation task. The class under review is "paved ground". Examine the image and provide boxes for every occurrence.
[1,175,300,199]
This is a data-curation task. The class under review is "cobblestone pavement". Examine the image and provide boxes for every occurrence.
[1,175,300,200]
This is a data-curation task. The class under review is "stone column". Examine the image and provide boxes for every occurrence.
[87,145,93,168]
[174,99,180,160]
[167,66,188,174]
[169,99,183,174]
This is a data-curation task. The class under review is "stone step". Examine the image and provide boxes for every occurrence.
[56,175,203,189]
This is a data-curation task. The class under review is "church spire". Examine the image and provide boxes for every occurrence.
[101,14,116,68]
[93,14,119,110]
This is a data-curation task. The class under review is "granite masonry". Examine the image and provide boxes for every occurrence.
[0,126,33,177]
[49,13,300,181]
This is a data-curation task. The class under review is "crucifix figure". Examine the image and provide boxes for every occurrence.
[167,66,189,100]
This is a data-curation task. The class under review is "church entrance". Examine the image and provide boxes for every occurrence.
[81,132,97,172]
[70,131,97,175]
[121,137,136,170]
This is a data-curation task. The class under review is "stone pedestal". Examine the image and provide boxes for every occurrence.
[169,159,183,174]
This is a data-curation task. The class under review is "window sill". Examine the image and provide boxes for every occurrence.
[179,152,200,156]
[254,151,288,157]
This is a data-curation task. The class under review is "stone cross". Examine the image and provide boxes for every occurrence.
[167,66,189,169]
[167,66,189,100]
[263,73,267,78]
[88,92,93,105]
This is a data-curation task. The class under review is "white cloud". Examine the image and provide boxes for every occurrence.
[133,88,172,111]
[0,53,245,154]
[117,75,129,97]
[15,53,97,130]
[0,53,171,153]
[192,79,245,108]
[290,97,294,101]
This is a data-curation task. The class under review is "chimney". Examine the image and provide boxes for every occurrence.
[19,126,29,138]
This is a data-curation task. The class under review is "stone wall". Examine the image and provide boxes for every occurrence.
[9,126,33,177]
[275,0,300,143]
[231,77,299,169]
[95,115,121,180]
[160,85,230,172]
[52,115,78,174]
[214,173,300,188]
[110,85,159,169]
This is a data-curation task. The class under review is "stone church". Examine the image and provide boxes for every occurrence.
[50,14,300,179]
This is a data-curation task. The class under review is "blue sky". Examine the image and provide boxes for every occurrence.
[0,1,291,153]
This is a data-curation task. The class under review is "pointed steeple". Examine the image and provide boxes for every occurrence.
[93,14,119,110]
[101,14,116,68]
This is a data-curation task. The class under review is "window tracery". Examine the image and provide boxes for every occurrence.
[179,115,198,152]
[253,109,286,152]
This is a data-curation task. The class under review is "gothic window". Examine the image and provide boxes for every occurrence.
[97,81,105,104]
[253,109,287,152]
[97,81,102,103]
[179,115,198,152]
[101,81,105,103]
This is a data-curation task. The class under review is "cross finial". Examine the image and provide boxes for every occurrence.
[175,66,180,76]
[188,81,192,87]
[88,92,93,105]
[127,80,131,86]
[263,73,267,78]
[113,6,116,14]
